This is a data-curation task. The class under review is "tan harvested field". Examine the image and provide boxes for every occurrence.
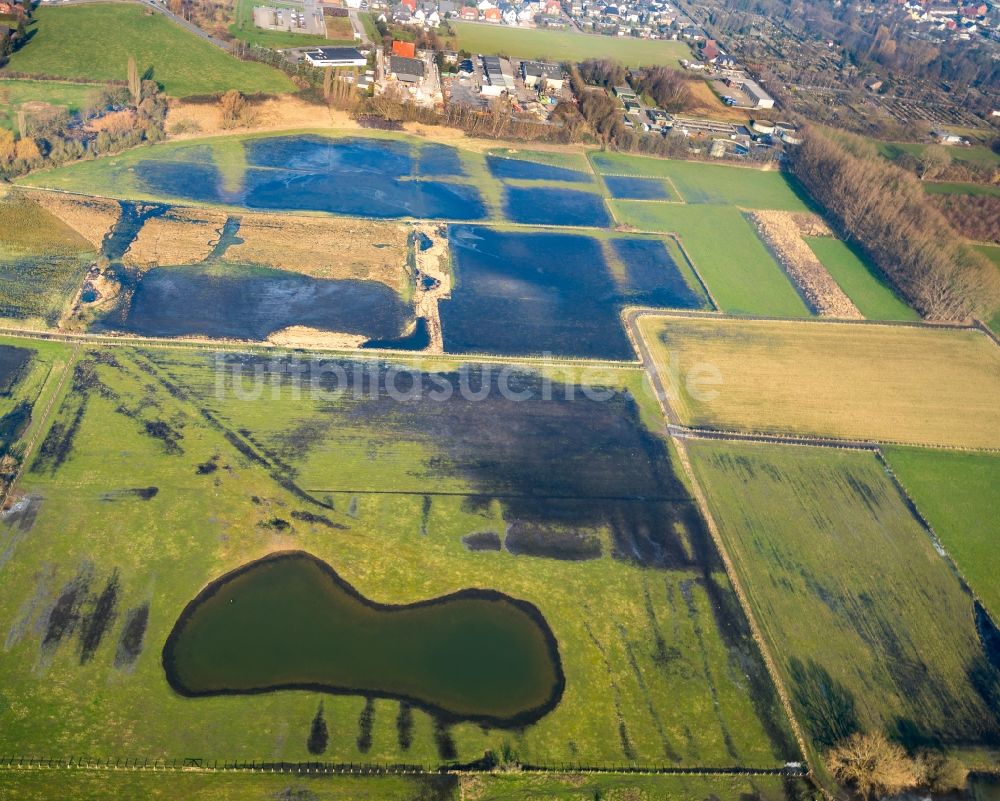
[125,206,228,267]
[636,314,1000,449]
[748,210,861,319]
[26,190,120,249]
[165,96,359,139]
[229,213,412,292]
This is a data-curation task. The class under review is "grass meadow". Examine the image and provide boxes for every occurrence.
[688,440,1000,767]
[0,79,105,133]
[637,315,1000,449]
[450,23,691,67]
[804,237,917,321]
[885,447,1000,621]
[3,4,293,97]
[0,341,796,770]
[922,182,1000,197]
[591,153,811,211]
[0,192,94,326]
[610,202,809,317]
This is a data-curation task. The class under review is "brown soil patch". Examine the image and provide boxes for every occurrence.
[229,214,411,293]
[124,207,228,267]
[165,96,359,140]
[686,80,751,124]
[749,210,862,319]
[266,327,367,349]
[25,191,120,250]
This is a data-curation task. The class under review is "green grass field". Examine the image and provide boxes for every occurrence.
[922,182,1000,197]
[0,79,105,133]
[876,141,1000,169]
[488,147,594,174]
[804,237,918,321]
[638,315,1000,449]
[976,245,1000,332]
[591,153,811,211]
[0,340,796,770]
[3,4,293,97]
[610,202,809,317]
[885,447,1000,621]
[688,440,1000,763]
[0,192,94,326]
[451,22,691,67]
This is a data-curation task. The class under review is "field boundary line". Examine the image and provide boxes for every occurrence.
[0,326,640,370]
[666,238,719,311]
[875,450,1000,635]
[621,310,816,787]
[0,757,805,777]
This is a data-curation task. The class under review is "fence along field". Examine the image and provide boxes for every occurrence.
[0,340,798,770]
[884,447,1000,622]
[636,314,1000,450]
[687,440,1000,769]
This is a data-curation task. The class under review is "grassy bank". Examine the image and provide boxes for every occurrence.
[3,3,293,97]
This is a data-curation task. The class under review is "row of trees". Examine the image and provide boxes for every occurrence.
[790,127,1000,320]
[0,59,167,180]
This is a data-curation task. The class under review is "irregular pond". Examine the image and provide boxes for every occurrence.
[487,155,592,183]
[134,136,487,221]
[604,176,671,200]
[163,551,564,726]
[104,263,412,341]
[503,186,610,228]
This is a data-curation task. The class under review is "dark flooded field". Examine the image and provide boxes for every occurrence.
[105,263,412,341]
[610,238,702,308]
[135,136,486,220]
[441,227,704,358]
[503,187,610,228]
[486,156,591,183]
[203,352,710,569]
[0,345,34,395]
[604,176,671,200]
[163,551,563,726]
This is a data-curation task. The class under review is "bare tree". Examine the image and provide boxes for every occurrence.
[827,731,919,799]
[127,55,141,106]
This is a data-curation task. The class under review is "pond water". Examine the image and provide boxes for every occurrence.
[419,143,465,176]
[441,227,703,358]
[108,264,412,341]
[361,316,431,351]
[442,226,633,358]
[610,238,701,308]
[604,176,671,200]
[503,186,610,228]
[163,551,563,726]
[134,136,487,220]
[0,345,33,395]
[487,156,592,183]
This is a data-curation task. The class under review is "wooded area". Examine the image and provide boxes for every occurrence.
[790,128,1000,320]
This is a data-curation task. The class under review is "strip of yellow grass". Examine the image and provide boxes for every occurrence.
[636,314,1000,449]
[125,207,228,267]
[229,214,411,293]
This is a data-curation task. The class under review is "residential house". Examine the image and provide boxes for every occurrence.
[483,6,503,21]
[392,39,417,57]
[460,5,479,18]
[521,60,564,90]
[389,54,427,82]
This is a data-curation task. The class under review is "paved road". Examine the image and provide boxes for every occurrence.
[348,7,370,46]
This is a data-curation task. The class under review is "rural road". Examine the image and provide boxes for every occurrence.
[348,7,370,46]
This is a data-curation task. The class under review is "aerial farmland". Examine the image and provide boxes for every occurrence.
[0,7,998,800]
